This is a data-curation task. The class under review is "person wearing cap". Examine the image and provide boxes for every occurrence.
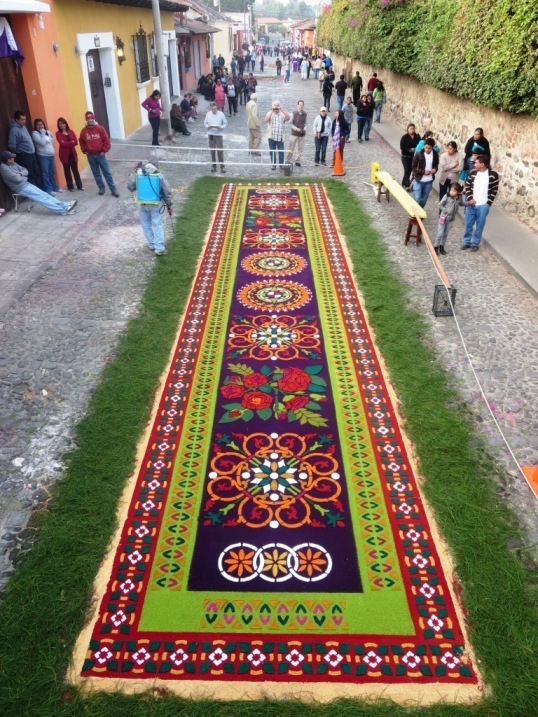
[127,161,172,256]
[264,101,291,170]
[0,150,77,215]
[79,112,119,197]
[312,107,332,166]
[8,110,42,188]
[204,103,228,173]
[246,93,261,156]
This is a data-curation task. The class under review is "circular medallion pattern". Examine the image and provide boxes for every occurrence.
[237,280,312,312]
[241,252,307,277]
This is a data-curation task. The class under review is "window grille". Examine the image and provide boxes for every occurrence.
[133,26,149,83]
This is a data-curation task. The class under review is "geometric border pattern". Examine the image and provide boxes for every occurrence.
[79,185,477,685]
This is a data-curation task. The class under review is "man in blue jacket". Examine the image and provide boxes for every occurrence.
[8,110,41,187]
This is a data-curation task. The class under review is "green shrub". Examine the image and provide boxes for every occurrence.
[318,0,538,117]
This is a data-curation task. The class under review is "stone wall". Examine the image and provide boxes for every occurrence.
[334,54,538,231]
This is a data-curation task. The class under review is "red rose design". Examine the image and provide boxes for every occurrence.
[220,383,245,399]
[286,395,310,411]
[243,372,269,388]
[277,366,312,393]
[242,392,273,410]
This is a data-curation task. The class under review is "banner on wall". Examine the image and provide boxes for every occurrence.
[0,17,24,66]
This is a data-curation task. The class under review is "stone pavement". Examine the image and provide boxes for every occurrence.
[0,67,537,593]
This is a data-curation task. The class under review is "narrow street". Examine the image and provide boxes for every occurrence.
[0,66,537,594]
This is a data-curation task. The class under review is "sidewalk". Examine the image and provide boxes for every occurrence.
[371,116,538,298]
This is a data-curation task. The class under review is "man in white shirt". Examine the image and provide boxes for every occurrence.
[204,103,228,174]
[462,155,499,252]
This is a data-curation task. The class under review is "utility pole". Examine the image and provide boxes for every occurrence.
[151,0,170,133]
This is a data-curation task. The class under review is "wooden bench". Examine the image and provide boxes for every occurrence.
[371,162,426,245]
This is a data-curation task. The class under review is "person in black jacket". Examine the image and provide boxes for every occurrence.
[411,138,439,208]
[322,76,334,111]
[464,127,490,166]
[356,95,369,142]
[400,123,421,189]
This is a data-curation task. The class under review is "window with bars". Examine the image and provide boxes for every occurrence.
[150,33,158,77]
[133,28,150,84]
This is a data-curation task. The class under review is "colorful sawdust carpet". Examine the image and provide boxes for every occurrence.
[74,184,478,699]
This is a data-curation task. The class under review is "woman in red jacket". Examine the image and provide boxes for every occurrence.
[56,117,83,192]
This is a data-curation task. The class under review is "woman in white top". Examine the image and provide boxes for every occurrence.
[32,118,61,194]
[438,141,464,200]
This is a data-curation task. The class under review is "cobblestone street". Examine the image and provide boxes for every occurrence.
[1,67,537,593]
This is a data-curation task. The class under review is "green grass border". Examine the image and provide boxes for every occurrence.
[0,178,535,717]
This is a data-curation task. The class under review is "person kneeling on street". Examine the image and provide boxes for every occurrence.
[0,150,77,215]
[127,161,172,256]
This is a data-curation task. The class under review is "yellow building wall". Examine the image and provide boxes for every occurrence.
[52,0,175,138]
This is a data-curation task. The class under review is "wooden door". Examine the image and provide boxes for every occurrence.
[87,50,110,136]
[0,54,30,211]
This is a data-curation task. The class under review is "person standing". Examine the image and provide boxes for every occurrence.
[56,117,83,192]
[331,110,347,166]
[335,75,347,111]
[204,103,227,173]
[342,96,354,143]
[367,72,379,94]
[246,73,258,103]
[313,107,332,166]
[276,57,282,76]
[286,100,307,167]
[372,81,386,122]
[32,119,62,194]
[464,127,491,166]
[461,155,499,252]
[284,57,291,82]
[141,90,163,146]
[351,71,363,105]
[260,54,264,72]
[246,93,261,156]
[0,150,77,215]
[437,141,464,200]
[226,77,239,116]
[300,56,309,80]
[230,56,238,78]
[127,161,172,256]
[79,111,119,197]
[399,123,420,190]
[411,138,439,208]
[8,111,41,188]
[213,79,226,112]
[355,95,369,142]
[264,100,290,170]
[322,75,334,111]
[363,94,375,140]
[434,182,462,255]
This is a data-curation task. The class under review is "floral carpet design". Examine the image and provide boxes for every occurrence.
[77,185,477,693]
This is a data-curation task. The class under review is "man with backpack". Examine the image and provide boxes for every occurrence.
[127,161,172,256]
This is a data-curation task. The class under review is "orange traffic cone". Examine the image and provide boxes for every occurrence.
[332,147,345,176]
[522,466,538,497]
